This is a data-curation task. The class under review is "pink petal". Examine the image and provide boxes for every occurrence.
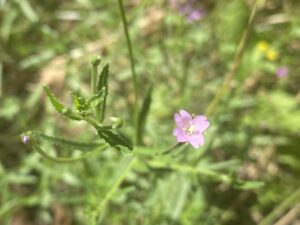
[189,140,200,148]
[188,134,204,149]
[174,109,192,128]
[179,110,192,119]
[193,115,209,132]
[173,127,181,136]
[175,132,190,142]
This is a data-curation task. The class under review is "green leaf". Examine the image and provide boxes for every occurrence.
[71,91,91,117]
[15,0,39,23]
[97,64,109,122]
[88,88,105,108]
[97,64,109,92]
[27,130,103,152]
[22,131,109,163]
[72,91,87,110]
[137,86,152,145]
[44,86,82,120]
[97,129,132,151]
[232,179,265,190]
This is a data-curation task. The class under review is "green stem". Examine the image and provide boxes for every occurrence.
[205,0,260,117]
[84,117,102,128]
[258,187,300,225]
[117,0,138,144]
[0,62,2,98]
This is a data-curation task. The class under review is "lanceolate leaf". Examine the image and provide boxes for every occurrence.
[88,88,105,108]
[44,86,82,121]
[97,64,109,92]
[97,64,109,122]
[232,179,265,190]
[28,130,103,151]
[97,128,132,151]
[137,86,153,145]
[44,86,64,111]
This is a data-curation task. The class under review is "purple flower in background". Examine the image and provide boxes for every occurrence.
[276,67,289,78]
[173,110,209,148]
[171,0,205,22]
[22,135,30,144]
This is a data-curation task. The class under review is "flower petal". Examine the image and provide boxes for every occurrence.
[175,132,190,142]
[179,109,192,119]
[188,134,204,149]
[193,115,209,132]
[173,127,181,136]
[174,109,192,128]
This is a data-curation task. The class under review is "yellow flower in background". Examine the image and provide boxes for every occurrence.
[256,40,279,61]
[257,41,269,52]
[266,49,279,61]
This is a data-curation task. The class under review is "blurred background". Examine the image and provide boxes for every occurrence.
[1,0,300,224]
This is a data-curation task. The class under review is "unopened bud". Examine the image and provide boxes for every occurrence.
[110,117,123,129]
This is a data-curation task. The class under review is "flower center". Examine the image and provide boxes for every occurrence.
[183,123,196,136]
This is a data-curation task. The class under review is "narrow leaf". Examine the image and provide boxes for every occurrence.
[88,88,105,108]
[97,64,109,92]
[28,130,103,151]
[22,131,109,163]
[44,86,82,120]
[97,64,109,122]
[97,129,132,151]
[137,86,152,145]
[232,180,265,190]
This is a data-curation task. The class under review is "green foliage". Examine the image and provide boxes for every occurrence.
[44,86,83,121]
[137,85,153,145]
[97,63,110,122]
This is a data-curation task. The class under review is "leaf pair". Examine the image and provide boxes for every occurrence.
[72,89,105,118]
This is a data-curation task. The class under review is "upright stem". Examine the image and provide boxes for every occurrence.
[117,0,139,144]
[0,62,2,98]
[205,0,261,117]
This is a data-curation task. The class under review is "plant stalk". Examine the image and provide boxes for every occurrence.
[117,0,139,145]
[258,187,300,225]
[205,0,261,117]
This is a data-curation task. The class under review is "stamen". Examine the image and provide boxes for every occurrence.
[183,124,196,136]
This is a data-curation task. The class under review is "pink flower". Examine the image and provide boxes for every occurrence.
[22,135,30,144]
[276,67,289,78]
[170,0,205,22]
[173,110,209,148]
